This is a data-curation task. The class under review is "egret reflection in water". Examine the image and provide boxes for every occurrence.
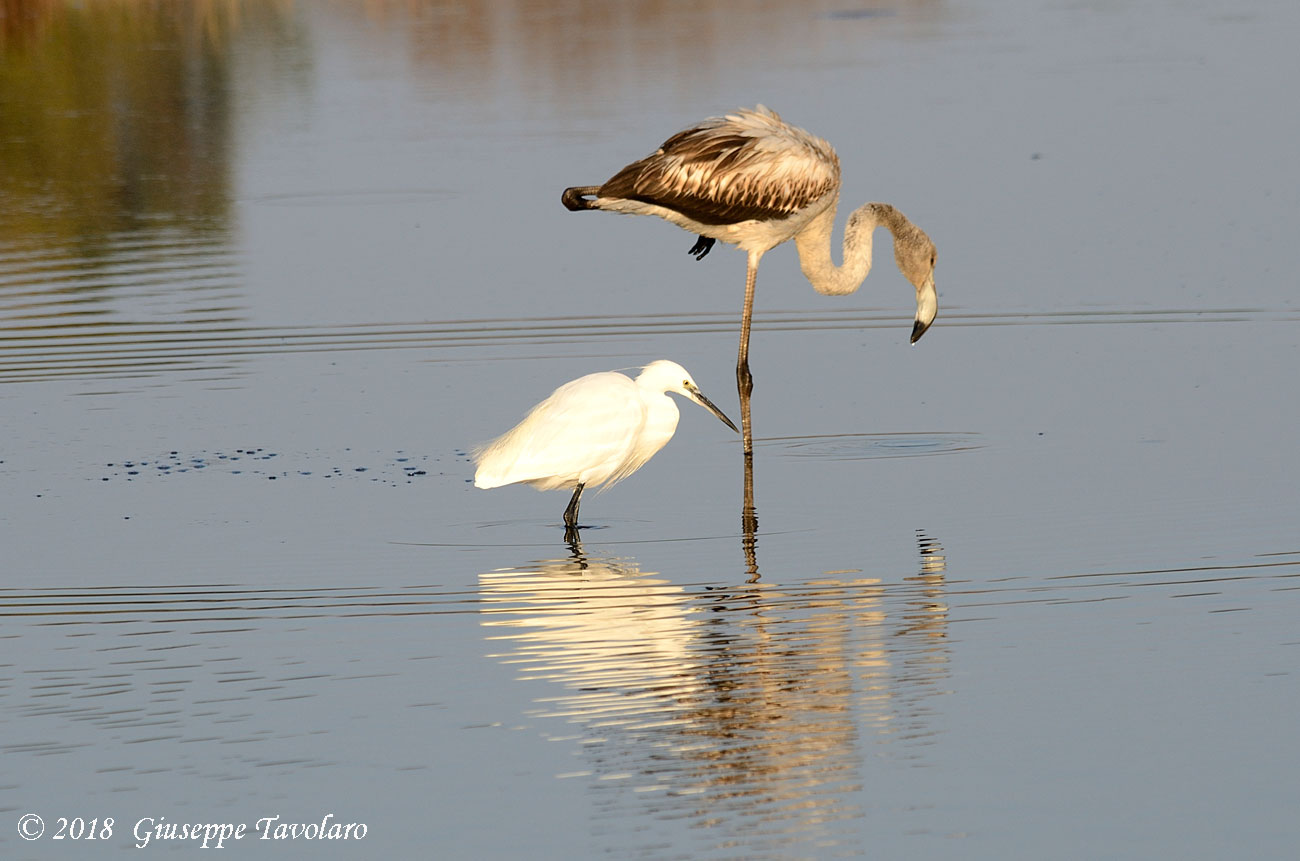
[478,531,951,853]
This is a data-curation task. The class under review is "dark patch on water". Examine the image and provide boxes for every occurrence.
[97,449,445,486]
[826,8,895,21]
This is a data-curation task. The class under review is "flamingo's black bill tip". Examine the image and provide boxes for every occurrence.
[910,320,931,344]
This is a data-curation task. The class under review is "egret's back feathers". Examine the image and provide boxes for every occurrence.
[473,371,648,492]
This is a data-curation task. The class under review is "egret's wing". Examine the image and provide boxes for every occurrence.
[474,373,645,491]
[598,106,840,225]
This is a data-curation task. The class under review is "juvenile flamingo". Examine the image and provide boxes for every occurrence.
[562,105,939,450]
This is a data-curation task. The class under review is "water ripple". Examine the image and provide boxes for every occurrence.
[0,227,245,383]
[2,212,1293,389]
[3,304,1294,386]
[0,584,480,625]
[760,431,985,460]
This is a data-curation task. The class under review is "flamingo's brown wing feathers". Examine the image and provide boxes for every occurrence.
[598,106,840,226]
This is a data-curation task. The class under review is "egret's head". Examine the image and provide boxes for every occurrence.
[639,360,739,433]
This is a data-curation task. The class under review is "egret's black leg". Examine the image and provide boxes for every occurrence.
[687,236,715,261]
[563,482,585,530]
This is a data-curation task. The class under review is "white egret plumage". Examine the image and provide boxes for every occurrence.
[562,105,939,380]
[473,360,738,530]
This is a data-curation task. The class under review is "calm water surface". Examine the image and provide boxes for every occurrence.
[2,1,1298,858]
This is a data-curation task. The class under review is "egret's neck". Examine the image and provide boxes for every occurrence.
[638,390,681,454]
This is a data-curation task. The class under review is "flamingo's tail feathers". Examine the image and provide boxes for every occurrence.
[562,186,601,211]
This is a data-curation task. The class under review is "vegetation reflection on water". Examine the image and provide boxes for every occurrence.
[478,531,949,851]
[0,1,269,243]
[0,1,282,386]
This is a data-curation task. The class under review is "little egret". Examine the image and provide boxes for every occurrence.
[473,360,738,529]
[562,105,939,379]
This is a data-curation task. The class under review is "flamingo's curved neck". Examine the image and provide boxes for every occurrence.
[794,200,909,297]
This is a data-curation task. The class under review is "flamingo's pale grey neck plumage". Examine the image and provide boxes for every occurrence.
[792,198,938,343]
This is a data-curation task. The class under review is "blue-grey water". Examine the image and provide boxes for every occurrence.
[2,1,1298,858]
